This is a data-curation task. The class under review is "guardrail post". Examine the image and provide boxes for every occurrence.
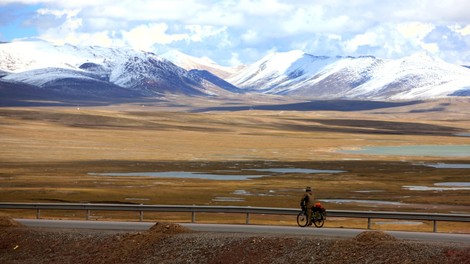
[246,212,250,224]
[140,210,144,222]
[36,208,40,219]
[191,205,196,223]
[86,209,90,220]
[433,220,437,232]
[367,218,371,229]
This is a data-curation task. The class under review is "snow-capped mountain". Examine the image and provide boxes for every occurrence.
[160,49,240,79]
[0,40,131,72]
[1,39,470,106]
[228,51,470,100]
[0,40,240,101]
[227,50,340,94]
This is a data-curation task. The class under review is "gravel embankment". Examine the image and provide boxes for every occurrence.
[1,217,469,264]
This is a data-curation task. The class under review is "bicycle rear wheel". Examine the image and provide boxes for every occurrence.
[313,212,325,228]
[297,211,308,227]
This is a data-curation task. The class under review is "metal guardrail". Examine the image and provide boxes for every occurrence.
[1,202,469,232]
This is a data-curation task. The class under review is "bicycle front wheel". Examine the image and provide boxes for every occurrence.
[313,212,325,228]
[297,212,308,227]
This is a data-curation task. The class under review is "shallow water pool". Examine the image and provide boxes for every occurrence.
[246,168,345,174]
[341,145,470,157]
[89,171,265,180]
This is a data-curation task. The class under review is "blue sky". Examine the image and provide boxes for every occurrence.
[0,0,469,66]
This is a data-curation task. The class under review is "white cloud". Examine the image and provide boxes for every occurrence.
[421,42,440,53]
[36,8,78,17]
[121,23,187,51]
[343,32,379,53]
[395,22,439,56]
[241,29,259,44]
[83,0,208,23]
[81,17,127,32]
[189,5,244,27]
[2,0,470,64]
[87,31,115,47]
[368,0,470,24]
[451,24,470,36]
[281,5,350,34]
[235,0,293,16]
[228,52,242,66]
[396,22,435,39]
[185,25,227,42]
[341,24,439,59]
[37,9,83,43]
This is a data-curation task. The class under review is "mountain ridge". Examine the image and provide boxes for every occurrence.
[1,40,469,106]
[160,49,240,79]
[228,51,470,100]
[0,40,240,101]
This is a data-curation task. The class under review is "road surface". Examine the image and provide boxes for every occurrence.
[16,219,470,244]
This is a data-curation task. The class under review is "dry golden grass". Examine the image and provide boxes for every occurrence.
[0,97,469,231]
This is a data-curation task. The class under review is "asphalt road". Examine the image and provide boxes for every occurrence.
[16,219,470,244]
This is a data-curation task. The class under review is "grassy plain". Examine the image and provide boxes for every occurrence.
[0,97,469,232]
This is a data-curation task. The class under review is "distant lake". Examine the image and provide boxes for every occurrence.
[423,163,470,169]
[89,171,265,180]
[435,182,470,187]
[319,199,404,206]
[89,167,345,180]
[403,183,470,191]
[341,145,470,157]
[246,168,345,174]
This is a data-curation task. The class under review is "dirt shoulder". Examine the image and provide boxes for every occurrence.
[1,217,469,264]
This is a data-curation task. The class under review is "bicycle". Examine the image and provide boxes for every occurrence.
[297,202,326,228]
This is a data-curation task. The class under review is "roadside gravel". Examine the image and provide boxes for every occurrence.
[1,217,469,264]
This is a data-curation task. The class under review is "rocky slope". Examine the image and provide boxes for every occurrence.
[1,217,469,264]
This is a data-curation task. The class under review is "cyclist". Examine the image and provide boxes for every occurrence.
[300,186,315,225]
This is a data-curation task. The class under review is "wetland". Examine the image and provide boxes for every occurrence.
[0,97,469,231]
